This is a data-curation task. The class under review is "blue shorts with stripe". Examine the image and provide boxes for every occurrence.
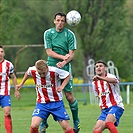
[0,95,11,108]
[98,106,124,126]
[32,100,70,121]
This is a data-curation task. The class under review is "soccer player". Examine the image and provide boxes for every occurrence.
[92,60,124,133]
[40,12,80,133]
[0,45,21,133]
[16,59,74,133]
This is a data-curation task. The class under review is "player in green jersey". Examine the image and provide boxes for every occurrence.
[39,12,80,133]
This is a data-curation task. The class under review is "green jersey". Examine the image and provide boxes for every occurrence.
[44,27,77,71]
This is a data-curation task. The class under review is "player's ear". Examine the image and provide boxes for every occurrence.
[54,19,56,24]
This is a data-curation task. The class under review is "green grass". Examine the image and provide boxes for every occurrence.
[0,88,133,133]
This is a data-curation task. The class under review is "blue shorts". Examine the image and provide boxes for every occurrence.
[0,95,11,108]
[32,100,70,121]
[98,106,124,126]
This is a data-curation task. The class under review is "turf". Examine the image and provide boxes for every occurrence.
[0,88,133,133]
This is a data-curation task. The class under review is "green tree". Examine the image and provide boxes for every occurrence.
[65,0,132,81]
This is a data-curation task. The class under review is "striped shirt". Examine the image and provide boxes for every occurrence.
[0,59,14,95]
[27,66,69,103]
[92,73,124,109]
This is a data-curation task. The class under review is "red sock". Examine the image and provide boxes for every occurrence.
[30,127,38,133]
[105,122,118,133]
[4,115,12,133]
[93,131,102,133]
[65,128,74,133]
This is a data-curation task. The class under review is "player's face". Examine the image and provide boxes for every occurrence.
[54,15,66,32]
[95,63,106,76]
[37,69,48,78]
[0,48,5,61]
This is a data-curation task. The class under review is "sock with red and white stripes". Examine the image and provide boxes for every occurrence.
[105,122,118,133]
[4,115,12,133]
[30,127,38,133]
[65,128,74,133]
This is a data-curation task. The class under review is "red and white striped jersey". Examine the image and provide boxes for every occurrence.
[92,73,124,109]
[0,59,14,95]
[27,66,69,103]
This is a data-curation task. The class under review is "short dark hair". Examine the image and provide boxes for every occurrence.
[54,12,66,22]
[95,60,107,67]
[0,45,3,49]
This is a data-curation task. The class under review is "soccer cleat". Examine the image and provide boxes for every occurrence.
[73,128,80,133]
[39,124,48,133]
[73,121,80,133]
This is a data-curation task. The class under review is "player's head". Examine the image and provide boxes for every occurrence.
[35,60,48,77]
[95,60,107,76]
[0,45,5,61]
[54,12,66,32]
[95,60,107,67]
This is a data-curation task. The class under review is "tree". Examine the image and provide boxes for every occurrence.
[65,0,132,81]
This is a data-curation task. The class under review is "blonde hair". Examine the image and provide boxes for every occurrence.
[35,60,48,71]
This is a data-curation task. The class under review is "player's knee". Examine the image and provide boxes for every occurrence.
[4,111,11,117]
[65,92,75,103]
[31,123,39,129]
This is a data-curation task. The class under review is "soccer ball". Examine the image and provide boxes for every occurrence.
[66,10,81,26]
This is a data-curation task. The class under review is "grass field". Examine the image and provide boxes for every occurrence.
[0,88,133,133]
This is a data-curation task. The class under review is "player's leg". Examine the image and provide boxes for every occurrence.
[105,106,124,133]
[58,120,74,133]
[30,116,42,133]
[93,109,108,133]
[3,106,12,133]
[39,120,48,133]
[2,96,12,133]
[93,120,105,133]
[33,103,49,133]
[51,100,74,133]
[64,82,80,133]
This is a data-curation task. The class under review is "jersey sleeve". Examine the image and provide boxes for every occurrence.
[44,29,52,49]
[92,82,98,97]
[27,66,36,76]
[68,29,77,50]
[54,67,69,79]
[107,73,119,83]
[9,62,14,74]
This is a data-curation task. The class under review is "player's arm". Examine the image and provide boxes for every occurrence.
[57,74,70,92]
[16,71,30,90]
[10,73,21,100]
[93,75,118,84]
[46,48,69,61]
[56,50,75,68]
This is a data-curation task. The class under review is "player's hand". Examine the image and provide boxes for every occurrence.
[56,86,63,92]
[16,84,22,91]
[14,90,21,100]
[92,75,101,81]
[62,54,70,61]
[56,61,66,68]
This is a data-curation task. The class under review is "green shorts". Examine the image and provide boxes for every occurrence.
[63,80,73,92]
